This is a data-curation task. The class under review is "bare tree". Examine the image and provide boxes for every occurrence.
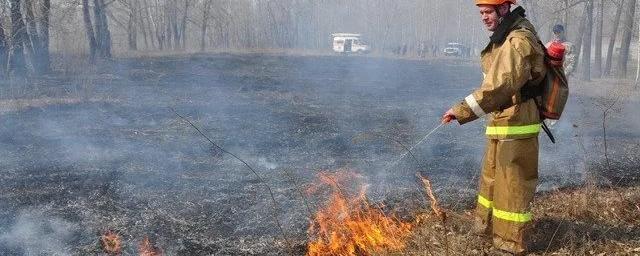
[82,0,98,61]
[134,0,149,49]
[142,0,157,49]
[180,0,189,49]
[593,0,603,78]
[9,0,28,76]
[636,23,640,85]
[125,0,138,51]
[0,19,7,74]
[24,0,39,72]
[573,4,588,74]
[151,0,166,50]
[82,0,112,61]
[40,0,50,72]
[199,0,212,52]
[604,0,625,76]
[580,0,594,81]
[615,0,637,78]
[94,0,112,58]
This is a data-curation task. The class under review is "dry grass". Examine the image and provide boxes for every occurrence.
[379,185,640,255]
[0,97,119,114]
[114,48,477,66]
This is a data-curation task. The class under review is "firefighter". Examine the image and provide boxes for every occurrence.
[441,0,547,254]
[546,24,576,76]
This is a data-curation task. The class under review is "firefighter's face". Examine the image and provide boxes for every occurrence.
[478,4,508,32]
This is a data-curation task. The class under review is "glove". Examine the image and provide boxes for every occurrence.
[442,109,456,124]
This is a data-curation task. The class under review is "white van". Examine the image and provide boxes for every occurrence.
[443,42,470,57]
[332,33,370,53]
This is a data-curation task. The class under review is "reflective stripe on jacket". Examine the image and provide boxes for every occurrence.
[452,17,547,140]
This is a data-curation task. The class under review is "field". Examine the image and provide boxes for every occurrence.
[0,53,638,255]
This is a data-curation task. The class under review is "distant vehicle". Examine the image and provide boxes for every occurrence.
[332,33,370,54]
[443,42,470,57]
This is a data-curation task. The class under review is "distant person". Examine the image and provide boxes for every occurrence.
[442,0,547,254]
[546,24,576,76]
[401,43,407,56]
[418,41,426,57]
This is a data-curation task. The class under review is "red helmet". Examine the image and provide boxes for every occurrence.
[475,0,516,5]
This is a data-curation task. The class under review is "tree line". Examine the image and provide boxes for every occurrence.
[568,0,638,80]
[0,0,637,81]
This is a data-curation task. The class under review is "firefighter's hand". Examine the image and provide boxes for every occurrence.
[441,109,456,124]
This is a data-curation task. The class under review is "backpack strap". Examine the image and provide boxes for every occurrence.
[514,40,558,143]
[519,39,549,102]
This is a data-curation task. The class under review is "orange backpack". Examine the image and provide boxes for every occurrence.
[538,41,569,120]
[520,40,570,143]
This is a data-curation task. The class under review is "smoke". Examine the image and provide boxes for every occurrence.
[1,49,637,255]
[256,157,278,170]
[0,210,78,256]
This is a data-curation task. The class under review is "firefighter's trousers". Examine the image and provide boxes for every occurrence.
[475,137,538,253]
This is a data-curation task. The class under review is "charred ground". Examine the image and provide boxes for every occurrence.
[0,53,638,255]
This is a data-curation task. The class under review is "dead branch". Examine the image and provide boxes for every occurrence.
[169,107,292,253]
[544,221,564,254]
[552,0,587,14]
[600,97,619,171]
[416,173,446,223]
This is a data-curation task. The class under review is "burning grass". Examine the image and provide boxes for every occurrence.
[100,230,122,255]
[305,170,414,255]
[99,231,164,256]
[138,236,163,256]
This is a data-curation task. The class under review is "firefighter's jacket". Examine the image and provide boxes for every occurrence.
[452,11,547,140]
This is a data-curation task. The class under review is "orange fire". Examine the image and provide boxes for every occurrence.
[100,230,122,255]
[306,170,413,256]
[139,236,163,256]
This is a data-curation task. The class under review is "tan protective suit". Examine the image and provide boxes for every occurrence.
[450,14,547,253]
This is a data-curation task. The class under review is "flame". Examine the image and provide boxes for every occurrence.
[139,236,163,256]
[306,170,413,256]
[100,230,122,255]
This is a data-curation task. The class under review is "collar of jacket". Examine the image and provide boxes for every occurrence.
[489,6,527,45]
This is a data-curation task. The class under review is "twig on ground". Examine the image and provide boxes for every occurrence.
[596,94,620,171]
[169,107,292,252]
[416,173,446,222]
[602,102,614,170]
[416,172,449,255]
[543,221,563,255]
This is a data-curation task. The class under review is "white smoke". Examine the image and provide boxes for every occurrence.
[0,210,77,256]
